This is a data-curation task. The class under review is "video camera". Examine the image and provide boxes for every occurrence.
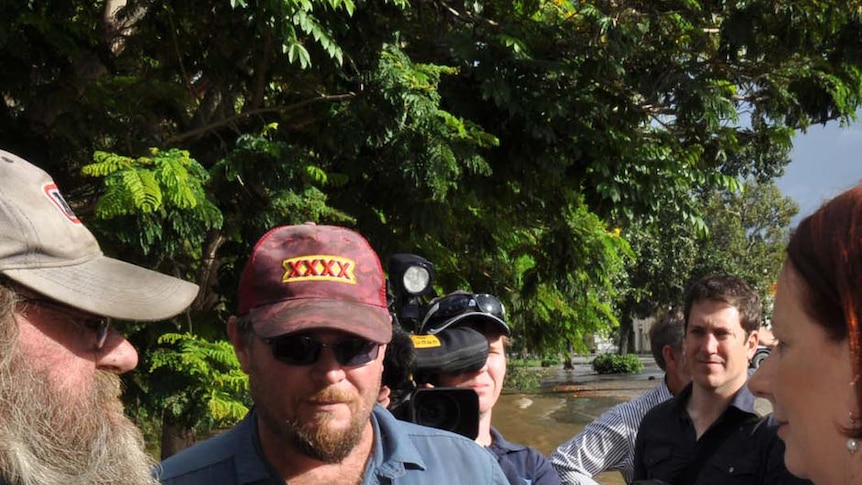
[385,326,488,438]
[384,254,485,439]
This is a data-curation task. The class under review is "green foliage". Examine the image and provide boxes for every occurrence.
[619,178,798,329]
[692,179,799,298]
[227,0,407,68]
[148,333,250,434]
[505,358,555,392]
[591,353,643,375]
[504,366,545,392]
[0,0,858,447]
[82,148,223,260]
[329,43,500,205]
[211,125,353,232]
[513,197,633,356]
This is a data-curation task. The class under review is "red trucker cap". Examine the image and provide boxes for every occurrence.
[236,223,392,343]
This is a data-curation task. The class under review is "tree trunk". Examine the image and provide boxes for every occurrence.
[618,320,632,356]
[160,414,196,460]
[563,340,574,369]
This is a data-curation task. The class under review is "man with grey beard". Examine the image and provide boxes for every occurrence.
[0,149,199,485]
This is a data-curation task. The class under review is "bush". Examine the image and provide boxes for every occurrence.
[505,365,545,392]
[591,353,643,374]
[505,357,556,392]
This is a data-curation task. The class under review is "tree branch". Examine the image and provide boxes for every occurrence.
[165,93,356,144]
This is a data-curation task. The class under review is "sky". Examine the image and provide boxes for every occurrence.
[775,115,862,223]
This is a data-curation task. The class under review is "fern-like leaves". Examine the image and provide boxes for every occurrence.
[149,333,250,432]
[83,148,223,257]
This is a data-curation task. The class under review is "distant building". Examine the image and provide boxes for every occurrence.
[632,316,656,354]
[591,333,617,354]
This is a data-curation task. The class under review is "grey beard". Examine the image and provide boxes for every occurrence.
[0,350,159,485]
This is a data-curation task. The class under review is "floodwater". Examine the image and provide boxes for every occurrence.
[495,392,629,485]
[492,360,665,485]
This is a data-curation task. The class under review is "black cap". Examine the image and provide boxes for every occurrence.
[419,291,511,336]
[412,326,490,380]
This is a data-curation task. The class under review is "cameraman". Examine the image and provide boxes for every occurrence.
[420,291,562,485]
[381,317,489,439]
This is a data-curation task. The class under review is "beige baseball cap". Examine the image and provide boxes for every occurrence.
[0,149,199,320]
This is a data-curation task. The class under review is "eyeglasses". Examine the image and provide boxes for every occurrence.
[261,333,381,367]
[420,293,506,331]
[19,298,112,350]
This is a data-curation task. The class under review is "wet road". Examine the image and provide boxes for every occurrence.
[494,356,662,485]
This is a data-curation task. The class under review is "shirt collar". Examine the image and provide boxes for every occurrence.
[674,380,759,416]
[365,405,427,481]
[728,382,757,414]
[488,427,526,453]
[243,405,434,483]
[241,408,290,483]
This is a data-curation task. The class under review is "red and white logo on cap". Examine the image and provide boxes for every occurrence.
[281,255,356,284]
[42,183,81,224]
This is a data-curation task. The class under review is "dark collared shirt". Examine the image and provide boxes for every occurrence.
[488,427,561,485]
[632,383,811,485]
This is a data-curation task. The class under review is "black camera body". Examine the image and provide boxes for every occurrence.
[385,327,489,438]
[384,255,489,439]
[392,387,480,439]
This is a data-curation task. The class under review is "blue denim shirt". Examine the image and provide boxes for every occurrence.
[156,405,508,485]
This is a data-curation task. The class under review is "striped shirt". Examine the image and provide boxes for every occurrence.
[550,380,672,484]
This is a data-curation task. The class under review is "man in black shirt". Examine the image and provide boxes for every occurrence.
[632,275,809,485]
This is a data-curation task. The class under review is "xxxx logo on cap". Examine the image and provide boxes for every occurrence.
[236,224,392,343]
[282,255,356,284]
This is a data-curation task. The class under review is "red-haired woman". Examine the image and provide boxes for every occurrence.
[750,184,862,484]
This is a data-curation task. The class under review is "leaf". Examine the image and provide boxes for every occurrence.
[121,169,162,213]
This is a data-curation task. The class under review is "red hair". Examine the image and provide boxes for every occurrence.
[787,184,862,434]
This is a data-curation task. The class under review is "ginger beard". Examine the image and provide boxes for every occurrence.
[252,376,378,464]
[0,347,158,485]
[289,388,369,463]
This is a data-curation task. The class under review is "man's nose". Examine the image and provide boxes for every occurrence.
[310,347,348,384]
[96,330,139,374]
[701,333,719,353]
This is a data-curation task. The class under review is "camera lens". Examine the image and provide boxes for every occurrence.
[412,391,462,431]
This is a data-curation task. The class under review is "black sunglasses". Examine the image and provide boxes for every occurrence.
[20,298,111,350]
[420,293,505,331]
[419,293,506,331]
[262,333,381,367]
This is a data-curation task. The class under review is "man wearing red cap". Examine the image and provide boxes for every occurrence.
[0,149,199,485]
[158,224,509,484]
